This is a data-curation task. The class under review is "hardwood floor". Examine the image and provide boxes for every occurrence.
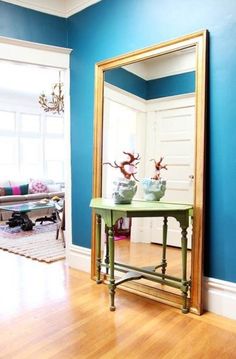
[114,239,191,276]
[0,250,236,358]
[111,239,191,297]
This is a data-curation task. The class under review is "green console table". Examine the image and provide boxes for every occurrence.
[90,198,193,313]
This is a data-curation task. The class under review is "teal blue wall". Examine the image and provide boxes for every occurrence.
[105,68,147,99]
[0,1,67,46]
[68,0,236,284]
[147,72,195,99]
[0,0,236,284]
[105,68,195,99]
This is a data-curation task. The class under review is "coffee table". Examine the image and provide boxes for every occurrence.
[0,202,56,231]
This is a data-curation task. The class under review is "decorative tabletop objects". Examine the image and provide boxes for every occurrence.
[104,152,140,204]
[142,157,167,201]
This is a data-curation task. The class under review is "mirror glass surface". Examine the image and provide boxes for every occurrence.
[101,47,196,297]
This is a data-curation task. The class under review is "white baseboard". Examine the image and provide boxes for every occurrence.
[67,244,91,273]
[204,277,236,320]
[67,246,236,320]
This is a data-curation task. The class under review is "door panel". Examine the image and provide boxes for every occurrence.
[147,102,195,248]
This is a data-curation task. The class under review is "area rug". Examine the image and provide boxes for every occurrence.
[0,222,57,238]
[0,223,65,263]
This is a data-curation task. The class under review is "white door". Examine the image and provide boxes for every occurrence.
[147,100,195,248]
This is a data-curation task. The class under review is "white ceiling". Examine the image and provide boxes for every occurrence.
[1,0,101,17]
[123,47,196,80]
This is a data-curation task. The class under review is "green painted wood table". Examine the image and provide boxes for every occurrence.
[90,198,193,313]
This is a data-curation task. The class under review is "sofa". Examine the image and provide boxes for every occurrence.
[0,179,64,221]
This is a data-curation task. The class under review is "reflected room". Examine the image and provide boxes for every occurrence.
[101,47,196,298]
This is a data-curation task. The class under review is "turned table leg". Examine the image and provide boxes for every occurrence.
[108,226,116,311]
[105,225,110,275]
[161,217,168,278]
[96,215,103,284]
[181,226,188,313]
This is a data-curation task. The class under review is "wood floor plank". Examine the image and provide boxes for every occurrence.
[0,250,235,358]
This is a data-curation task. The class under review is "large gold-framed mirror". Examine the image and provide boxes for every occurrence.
[91,30,208,315]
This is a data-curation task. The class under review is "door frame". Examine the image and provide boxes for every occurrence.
[0,35,72,251]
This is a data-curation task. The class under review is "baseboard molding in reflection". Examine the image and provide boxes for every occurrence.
[204,276,236,320]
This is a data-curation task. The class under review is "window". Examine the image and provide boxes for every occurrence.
[20,114,41,133]
[0,110,16,131]
[0,110,65,182]
[20,138,43,179]
[0,136,18,180]
[45,116,64,135]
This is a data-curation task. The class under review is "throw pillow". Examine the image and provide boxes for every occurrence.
[0,187,6,196]
[29,180,48,194]
[0,184,29,196]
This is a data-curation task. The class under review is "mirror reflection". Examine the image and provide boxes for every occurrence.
[101,47,196,297]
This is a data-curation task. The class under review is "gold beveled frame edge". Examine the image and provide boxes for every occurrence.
[91,30,208,315]
[190,30,208,315]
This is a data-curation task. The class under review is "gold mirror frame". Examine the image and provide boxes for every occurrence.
[91,30,208,315]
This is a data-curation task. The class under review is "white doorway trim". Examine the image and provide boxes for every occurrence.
[0,35,73,256]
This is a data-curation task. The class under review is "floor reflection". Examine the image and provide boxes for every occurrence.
[102,238,191,297]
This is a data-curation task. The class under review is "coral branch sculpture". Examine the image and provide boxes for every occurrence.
[104,151,140,181]
[150,157,167,180]
[141,157,167,201]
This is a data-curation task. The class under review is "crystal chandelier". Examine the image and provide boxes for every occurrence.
[39,71,64,114]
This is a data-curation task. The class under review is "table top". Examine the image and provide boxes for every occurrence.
[90,198,193,213]
[0,201,55,212]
